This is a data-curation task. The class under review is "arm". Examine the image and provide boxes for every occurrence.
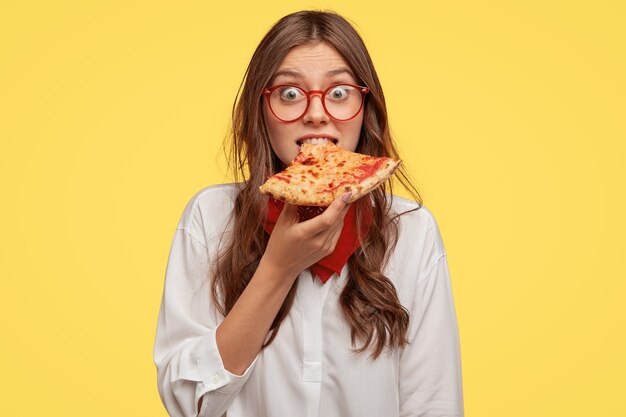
[153,227,256,417]
[154,193,351,417]
[399,254,465,417]
[215,193,352,376]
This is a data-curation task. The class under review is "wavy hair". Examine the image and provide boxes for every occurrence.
[211,10,423,359]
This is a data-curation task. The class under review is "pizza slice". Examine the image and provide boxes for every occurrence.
[259,142,400,207]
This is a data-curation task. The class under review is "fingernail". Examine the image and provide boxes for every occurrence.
[341,192,352,203]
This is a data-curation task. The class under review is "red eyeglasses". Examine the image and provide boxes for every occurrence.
[263,83,369,122]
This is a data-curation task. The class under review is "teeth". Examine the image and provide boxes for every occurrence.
[299,138,335,145]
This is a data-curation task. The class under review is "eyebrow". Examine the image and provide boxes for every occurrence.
[271,68,356,82]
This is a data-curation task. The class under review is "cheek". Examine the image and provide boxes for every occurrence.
[346,116,364,141]
[263,105,287,141]
[263,118,282,154]
[262,106,294,166]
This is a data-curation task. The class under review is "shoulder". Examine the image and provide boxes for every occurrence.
[388,194,442,243]
[192,182,240,213]
[175,183,241,244]
[386,193,447,273]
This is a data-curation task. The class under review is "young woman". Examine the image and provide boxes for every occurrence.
[154,10,464,417]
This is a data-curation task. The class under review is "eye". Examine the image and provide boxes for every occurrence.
[327,85,353,101]
[279,86,305,102]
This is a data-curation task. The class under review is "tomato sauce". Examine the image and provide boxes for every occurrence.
[319,158,386,193]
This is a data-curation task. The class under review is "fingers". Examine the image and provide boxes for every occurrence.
[328,191,353,219]
[265,195,352,274]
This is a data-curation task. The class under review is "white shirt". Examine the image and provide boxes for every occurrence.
[153,183,464,417]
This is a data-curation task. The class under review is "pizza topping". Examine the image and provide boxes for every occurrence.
[274,175,291,183]
[259,142,400,206]
[317,159,386,193]
[298,156,317,165]
[355,159,386,178]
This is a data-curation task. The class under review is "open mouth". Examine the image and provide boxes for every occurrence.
[296,137,338,146]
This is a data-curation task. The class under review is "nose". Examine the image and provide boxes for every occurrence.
[302,93,330,125]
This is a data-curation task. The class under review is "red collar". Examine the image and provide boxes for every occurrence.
[263,198,372,283]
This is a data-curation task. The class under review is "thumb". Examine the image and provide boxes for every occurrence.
[328,192,352,218]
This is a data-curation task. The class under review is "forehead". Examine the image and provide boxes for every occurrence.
[281,42,347,66]
[272,42,356,83]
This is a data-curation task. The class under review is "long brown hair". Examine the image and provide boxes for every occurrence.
[212,10,423,359]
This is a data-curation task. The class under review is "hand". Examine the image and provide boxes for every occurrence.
[261,192,352,280]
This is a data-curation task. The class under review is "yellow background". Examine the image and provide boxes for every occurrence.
[1,0,624,416]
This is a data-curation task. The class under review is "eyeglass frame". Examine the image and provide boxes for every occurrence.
[262,83,370,122]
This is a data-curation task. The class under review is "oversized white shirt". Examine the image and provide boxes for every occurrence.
[153,183,464,417]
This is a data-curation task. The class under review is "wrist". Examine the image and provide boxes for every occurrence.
[257,256,299,287]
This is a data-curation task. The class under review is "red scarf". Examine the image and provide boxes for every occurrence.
[263,198,373,283]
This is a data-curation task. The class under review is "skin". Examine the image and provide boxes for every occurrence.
[263,41,365,167]
[209,42,364,413]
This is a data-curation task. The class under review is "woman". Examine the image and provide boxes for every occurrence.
[154,10,464,417]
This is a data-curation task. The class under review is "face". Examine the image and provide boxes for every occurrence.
[263,42,365,167]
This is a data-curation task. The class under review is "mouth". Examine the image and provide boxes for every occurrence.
[296,137,338,146]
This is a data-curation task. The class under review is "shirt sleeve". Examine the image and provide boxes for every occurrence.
[399,254,465,417]
[153,228,258,417]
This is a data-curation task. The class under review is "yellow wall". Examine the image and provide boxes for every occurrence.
[1,1,624,416]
